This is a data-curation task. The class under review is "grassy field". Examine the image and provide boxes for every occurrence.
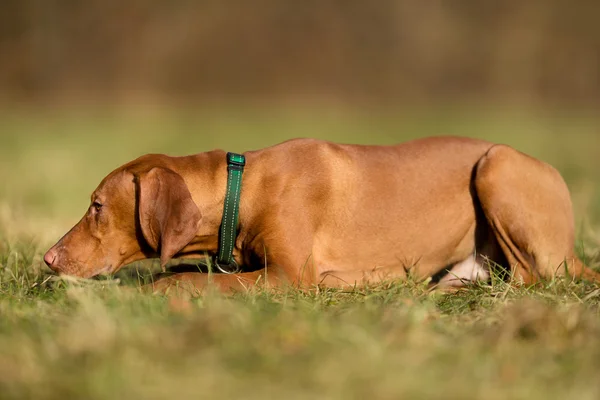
[1,105,600,399]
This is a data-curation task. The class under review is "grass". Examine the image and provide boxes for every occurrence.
[1,104,600,399]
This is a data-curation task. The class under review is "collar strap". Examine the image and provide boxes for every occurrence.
[214,152,246,274]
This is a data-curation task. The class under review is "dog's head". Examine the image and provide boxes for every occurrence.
[43,157,202,278]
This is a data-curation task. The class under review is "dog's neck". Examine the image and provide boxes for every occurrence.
[175,150,265,267]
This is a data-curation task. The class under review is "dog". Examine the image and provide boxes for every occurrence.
[43,136,599,294]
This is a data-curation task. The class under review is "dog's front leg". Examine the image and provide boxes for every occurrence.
[143,269,283,297]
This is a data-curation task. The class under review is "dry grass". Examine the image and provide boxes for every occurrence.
[1,105,600,399]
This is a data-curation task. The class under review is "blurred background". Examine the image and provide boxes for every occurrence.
[2,0,600,106]
[0,1,599,246]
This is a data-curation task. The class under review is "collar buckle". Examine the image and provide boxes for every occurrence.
[213,257,241,274]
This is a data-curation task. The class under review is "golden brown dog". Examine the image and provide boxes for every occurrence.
[44,137,599,294]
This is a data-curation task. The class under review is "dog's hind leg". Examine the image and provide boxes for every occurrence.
[435,254,493,290]
[473,144,599,283]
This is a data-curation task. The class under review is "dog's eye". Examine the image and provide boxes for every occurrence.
[92,202,103,212]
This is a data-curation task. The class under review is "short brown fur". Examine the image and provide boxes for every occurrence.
[44,137,600,295]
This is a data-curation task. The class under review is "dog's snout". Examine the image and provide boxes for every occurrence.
[43,248,57,269]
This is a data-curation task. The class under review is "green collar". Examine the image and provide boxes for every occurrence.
[214,152,246,274]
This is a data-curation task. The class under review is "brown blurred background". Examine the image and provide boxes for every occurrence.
[1,0,599,107]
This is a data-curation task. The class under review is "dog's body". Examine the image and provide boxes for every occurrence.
[44,137,599,293]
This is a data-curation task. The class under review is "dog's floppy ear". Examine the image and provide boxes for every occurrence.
[136,167,201,267]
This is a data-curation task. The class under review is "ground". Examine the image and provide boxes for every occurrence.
[1,105,600,399]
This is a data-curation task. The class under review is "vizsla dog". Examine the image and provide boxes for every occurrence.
[44,137,599,294]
